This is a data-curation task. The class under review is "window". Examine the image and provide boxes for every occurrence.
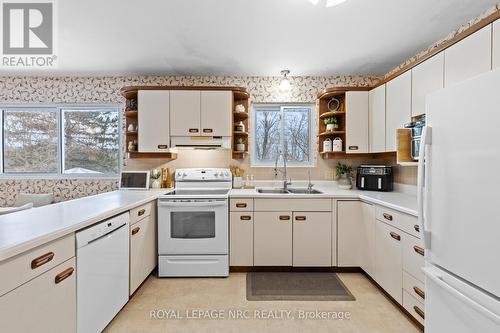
[0,106,121,176]
[252,104,314,166]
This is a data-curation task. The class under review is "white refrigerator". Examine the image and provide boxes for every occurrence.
[419,68,500,332]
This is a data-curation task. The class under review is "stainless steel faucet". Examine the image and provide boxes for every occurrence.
[274,150,291,191]
[307,169,314,192]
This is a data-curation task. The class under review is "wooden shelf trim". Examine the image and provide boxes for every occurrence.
[317,86,370,99]
[318,131,345,137]
[233,112,249,119]
[125,110,138,117]
[319,111,346,119]
[126,151,177,159]
[320,151,396,159]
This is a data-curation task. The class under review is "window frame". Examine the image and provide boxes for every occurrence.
[0,104,122,179]
[251,103,316,167]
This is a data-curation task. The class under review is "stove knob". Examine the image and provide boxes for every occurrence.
[214,173,219,178]
[182,172,187,178]
[223,172,229,177]
[176,172,181,178]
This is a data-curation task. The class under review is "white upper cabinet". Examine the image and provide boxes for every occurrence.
[138,90,170,152]
[170,90,201,136]
[368,85,386,153]
[386,70,411,151]
[493,20,500,69]
[445,25,492,87]
[345,91,369,153]
[200,91,232,137]
[411,52,444,116]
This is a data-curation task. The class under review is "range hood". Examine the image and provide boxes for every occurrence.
[170,136,231,149]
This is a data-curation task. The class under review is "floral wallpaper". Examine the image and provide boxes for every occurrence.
[385,3,500,79]
[0,75,379,206]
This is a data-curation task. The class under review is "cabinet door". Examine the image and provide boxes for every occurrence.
[292,212,331,267]
[337,201,375,276]
[493,20,500,69]
[230,212,254,266]
[0,258,76,333]
[368,85,386,153]
[201,91,232,137]
[345,91,369,153]
[170,90,201,136]
[445,24,492,87]
[130,207,157,295]
[386,70,412,151]
[411,52,444,116]
[375,220,403,304]
[254,212,292,266]
[138,90,170,152]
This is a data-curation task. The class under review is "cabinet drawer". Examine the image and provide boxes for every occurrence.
[375,206,419,238]
[402,233,425,282]
[254,199,331,212]
[0,257,76,333]
[130,202,152,225]
[230,212,254,266]
[230,198,253,211]
[0,234,75,297]
[403,271,425,303]
[403,290,425,325]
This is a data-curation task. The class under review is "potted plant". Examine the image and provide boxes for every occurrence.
[236,138,245,152]
[336,163,353,190]
[150,169,162,189]
[324,116,338,132]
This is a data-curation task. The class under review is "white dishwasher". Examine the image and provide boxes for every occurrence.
[76,212,130,333]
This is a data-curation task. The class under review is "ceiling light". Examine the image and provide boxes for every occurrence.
[326,0,347,7]
[279,70,291,91]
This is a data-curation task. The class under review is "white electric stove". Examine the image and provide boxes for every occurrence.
[157,168,231,277]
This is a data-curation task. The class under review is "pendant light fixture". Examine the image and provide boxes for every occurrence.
[279,69,291,91]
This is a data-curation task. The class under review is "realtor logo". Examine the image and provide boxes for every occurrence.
[1,0,56,67]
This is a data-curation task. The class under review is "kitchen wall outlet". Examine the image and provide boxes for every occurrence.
[324,169,334,180]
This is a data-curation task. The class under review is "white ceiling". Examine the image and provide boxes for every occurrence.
[4,0,499,76]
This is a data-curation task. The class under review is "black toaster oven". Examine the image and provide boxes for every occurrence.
[356,165,393,192]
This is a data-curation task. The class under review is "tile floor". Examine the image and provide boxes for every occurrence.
[104,273,421,333]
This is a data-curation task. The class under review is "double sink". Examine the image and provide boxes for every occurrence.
[257,188,323,195]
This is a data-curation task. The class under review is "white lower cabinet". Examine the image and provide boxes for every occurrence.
[0,258,76,333]
[292,212,331,267]
[337,201,375,276]
[402,233,425,283]
[254,212,292,266]
[403,290,425,325]
[129,207,157,295]
[230,212,254,266]
[375,219,403,304]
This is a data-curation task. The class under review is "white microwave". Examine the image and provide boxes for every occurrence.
[120,171,150,190]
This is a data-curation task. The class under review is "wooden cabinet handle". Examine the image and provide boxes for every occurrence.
[279,215,291,221]
[31,252,55,269]
[295,216,307,221]
[413,286,425,299]
[138,209,146,216]
[157,144,168,149]
[414,245,425,256]
[383,213,393,221]
[235,203,247,208]
[414,224,420,232]
[203,128,213,133]
[132,227,140,235]
[240,215,252,221]
[389,232,401,241]
[189,128,199,133]
[413,305,425,319]
[55,267,74,284]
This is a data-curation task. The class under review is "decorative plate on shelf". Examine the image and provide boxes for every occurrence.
[327,97,340,112]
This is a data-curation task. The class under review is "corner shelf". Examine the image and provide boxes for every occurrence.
[232,90,250,160]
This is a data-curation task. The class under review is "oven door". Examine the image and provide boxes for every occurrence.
[158,198,228,255]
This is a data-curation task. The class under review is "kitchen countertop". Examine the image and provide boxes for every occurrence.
[230,182,417,216]
[0,182,416,263]
[0,189,170,262]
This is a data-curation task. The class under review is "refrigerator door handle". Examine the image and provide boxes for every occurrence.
[423,267,500,326]
[417,126,432,249]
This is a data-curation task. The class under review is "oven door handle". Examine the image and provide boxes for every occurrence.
[158,201,227,207]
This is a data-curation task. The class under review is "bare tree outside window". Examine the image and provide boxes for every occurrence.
[253,105,313,166]
[63,109,120,174]
[3,109,59,173]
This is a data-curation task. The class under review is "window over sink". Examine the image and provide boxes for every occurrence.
[251,104,315,166]
[0,106,121,176]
